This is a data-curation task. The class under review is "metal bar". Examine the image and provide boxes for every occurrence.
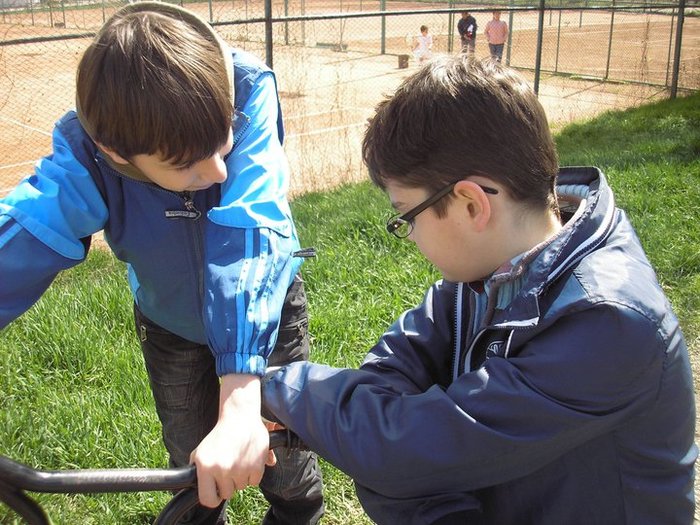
[533,0,546,94]
[665,8,675,86]
[380,0,386,55]
[605,0,616,79]
[670,0,685,98]
[265,0,273,68]
[506,0,515,65]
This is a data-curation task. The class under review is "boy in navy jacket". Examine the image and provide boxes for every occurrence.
[262,56,696,524]
[0,3,323,523]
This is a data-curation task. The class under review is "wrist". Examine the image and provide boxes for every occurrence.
[219,373,262,419]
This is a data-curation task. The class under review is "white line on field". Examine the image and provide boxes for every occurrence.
[0,115,52,136]
[0,160,35,170]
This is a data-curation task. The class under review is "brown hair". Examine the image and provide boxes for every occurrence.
[76,4,232,165]
[362,55,559,216]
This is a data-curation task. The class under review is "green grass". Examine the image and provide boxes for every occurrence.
[1,92,698,523]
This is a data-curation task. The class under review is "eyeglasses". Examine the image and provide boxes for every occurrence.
[386,181,499,239]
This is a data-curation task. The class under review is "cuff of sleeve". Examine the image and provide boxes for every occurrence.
[216,353,267,377]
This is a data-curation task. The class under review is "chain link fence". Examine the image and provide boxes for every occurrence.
[1,0,698,197]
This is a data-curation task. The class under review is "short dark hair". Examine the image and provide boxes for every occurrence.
[76,3,233,166]
[362,55,559,216]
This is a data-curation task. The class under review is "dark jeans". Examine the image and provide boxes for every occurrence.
[460,36,476,54]
[134,275,324,524]
[488,43,504,62]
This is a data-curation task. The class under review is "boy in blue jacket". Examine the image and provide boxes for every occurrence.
[0,3,323,524]
[262,56,696,524]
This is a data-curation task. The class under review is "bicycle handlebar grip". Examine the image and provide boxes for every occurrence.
[0,455,197,494]
[0,430,306,495]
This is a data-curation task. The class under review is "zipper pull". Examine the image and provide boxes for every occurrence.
[165,192,202,220]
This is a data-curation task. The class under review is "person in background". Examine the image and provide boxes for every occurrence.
[0,3,324,524]
[261,56,696,525]
[413,25,434,64]
[457,11,478,55]
[485,9,508,62]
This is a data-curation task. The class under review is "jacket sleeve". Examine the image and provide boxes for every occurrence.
[204,72,300,377]
[262,302,666,499]
[0,126,108,328]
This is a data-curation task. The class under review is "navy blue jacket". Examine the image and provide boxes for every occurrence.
[263,167,696,524]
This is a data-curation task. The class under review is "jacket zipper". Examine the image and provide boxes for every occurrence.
[452,283,463,382]
[178,191,205,319]
[96,156,206,318]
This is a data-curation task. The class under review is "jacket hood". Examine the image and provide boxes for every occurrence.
[75,1,234,183]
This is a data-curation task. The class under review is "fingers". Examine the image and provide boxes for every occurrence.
[196,467,223,508]
[196,468,258,508]
[263,420,285,432]
[266,449,277,467]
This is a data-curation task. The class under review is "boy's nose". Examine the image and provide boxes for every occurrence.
[199,155,228,184]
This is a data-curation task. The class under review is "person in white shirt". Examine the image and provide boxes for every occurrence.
[413,25,433,64]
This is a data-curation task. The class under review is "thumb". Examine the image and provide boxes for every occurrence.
[266,449,277,467]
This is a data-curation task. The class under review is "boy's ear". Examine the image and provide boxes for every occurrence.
[454,180,492,231]
[96,142,130,165]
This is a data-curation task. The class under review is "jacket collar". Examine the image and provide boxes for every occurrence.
[488,167,617,328]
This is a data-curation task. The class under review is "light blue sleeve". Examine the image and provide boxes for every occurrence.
[204,72,301,376]
[0,125,108,327]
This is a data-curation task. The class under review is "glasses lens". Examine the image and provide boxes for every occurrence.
[387,216,412,238]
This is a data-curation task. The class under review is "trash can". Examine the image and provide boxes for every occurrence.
[398,54,409,69]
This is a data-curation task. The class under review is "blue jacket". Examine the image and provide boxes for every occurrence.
[0,48,301,377]
[263,167,696,524]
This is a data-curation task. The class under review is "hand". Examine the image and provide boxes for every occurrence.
[190,374,276,508]
[264,420,286,432]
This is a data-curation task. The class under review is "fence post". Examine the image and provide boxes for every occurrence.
[284,0,289,45]
[555,0,562,73]
[579,0,586,28]
[447,0,454,54]
[265,0,273,68]
[670,0,685,98]
[665,8,675,86]
[208,0,213,22]
[605,0,616,80]
[533,0,546,95]
[380,0,386,55]
[506,0,514,65]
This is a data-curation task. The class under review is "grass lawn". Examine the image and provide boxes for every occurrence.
[0,91,698,524]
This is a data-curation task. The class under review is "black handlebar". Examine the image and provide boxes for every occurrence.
[0,429,307,525]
